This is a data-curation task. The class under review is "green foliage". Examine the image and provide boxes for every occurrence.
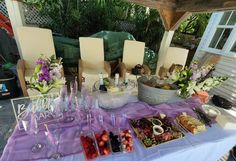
[23,0,164,73]
[176,13,211,37]
[23,0,164,53]
[133,9,164,52]
[23,0,81,37]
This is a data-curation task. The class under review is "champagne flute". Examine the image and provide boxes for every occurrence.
[22,103,44,153]
[68,77,78,112]
[44,124,62,159]
[60,85,75,123]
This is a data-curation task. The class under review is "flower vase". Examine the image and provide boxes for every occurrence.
[193,91,209,103]
[27,88,60,97]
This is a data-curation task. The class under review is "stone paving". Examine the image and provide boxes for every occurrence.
[0,98,16,157]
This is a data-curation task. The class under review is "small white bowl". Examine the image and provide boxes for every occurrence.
[153,125,164,135]
[202,104,221,118]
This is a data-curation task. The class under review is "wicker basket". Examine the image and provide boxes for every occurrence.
[138,76,180,105]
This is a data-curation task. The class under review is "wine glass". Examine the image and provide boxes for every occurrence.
[68,77,78,112]
[22,105,44,153]
[70,76,78,97]
[60,85,75,123]
[44,124,62,159]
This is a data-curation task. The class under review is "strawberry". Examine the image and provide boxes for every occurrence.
[91,153,98,159]
[125,133,132,138]
[128,137,133,143]
[95,133,100,139]
[103,148,110,155]
[99,141,105,147]
[101,134,109,142]
[102,130,108,134]
[123,140,128,145]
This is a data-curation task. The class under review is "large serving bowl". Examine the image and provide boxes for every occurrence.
[94,79,136,109]
[138,76,180,105]
[96,91,132,109]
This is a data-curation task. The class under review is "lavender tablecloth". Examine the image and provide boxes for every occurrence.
[1,98,236,161]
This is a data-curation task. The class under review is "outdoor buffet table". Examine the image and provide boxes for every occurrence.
[1,98,236,161]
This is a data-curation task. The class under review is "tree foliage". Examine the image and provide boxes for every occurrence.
[176,13,211,37]
[23,0,164,52]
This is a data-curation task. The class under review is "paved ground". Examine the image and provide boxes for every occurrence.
[0,98,16,157]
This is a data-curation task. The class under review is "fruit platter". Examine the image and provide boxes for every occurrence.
[80,128,134,160]
[130,115,184,148]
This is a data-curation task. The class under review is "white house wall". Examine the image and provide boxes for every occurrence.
[194,12,236,104]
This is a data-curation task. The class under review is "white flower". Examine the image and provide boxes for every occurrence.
[186,81,197,95]
[204,78,214,86]
[49,68,62,80]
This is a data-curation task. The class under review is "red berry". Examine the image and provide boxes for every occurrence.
[102,130,108,134]
[95,134,100,139]
[123,140,128,145]
[99,141,105,147]
[91,153,98,158]
[103,148,110,155]
[101,134,109,142]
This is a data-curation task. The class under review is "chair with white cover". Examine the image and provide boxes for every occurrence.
[119,40,151,79]
[158,47,189,78]
[163,47,189,69]
[16,26,63,96]
[79,37,111,88]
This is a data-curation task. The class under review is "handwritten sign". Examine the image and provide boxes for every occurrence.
[11,93,59,130]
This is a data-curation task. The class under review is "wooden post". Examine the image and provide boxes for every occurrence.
[156,30,175,75]
[5,0,26,58]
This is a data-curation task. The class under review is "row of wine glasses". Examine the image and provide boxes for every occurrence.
[20,76,99,159]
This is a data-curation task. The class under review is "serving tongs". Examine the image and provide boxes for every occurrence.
[192,108,212,127]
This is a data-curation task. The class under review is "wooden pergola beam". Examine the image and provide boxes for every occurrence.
[126,0,176,10]
[176,0,236,12]
[159,9,191,31]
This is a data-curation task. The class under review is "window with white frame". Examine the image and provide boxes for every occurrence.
[206,11,236,57]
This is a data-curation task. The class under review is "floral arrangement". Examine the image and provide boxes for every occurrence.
[171,61,228,98]
[28,55,65,94]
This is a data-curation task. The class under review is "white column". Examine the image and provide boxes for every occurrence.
[5,0,26,58]
[156,30,175,75]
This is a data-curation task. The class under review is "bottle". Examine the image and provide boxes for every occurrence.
[99,73,107,91]
[125,73,129,84]
[115,73,119,86]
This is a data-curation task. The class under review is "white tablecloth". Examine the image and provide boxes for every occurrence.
[39,123,236,161]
